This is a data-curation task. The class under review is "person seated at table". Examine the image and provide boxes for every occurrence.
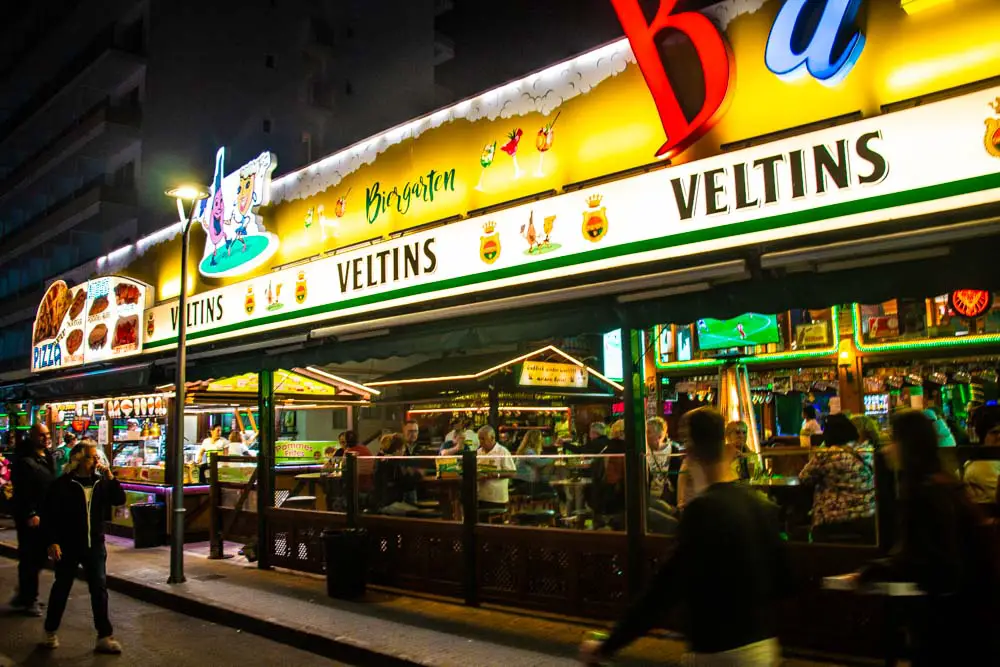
[334,431,348,457]
[439,424,478,456]
[373,433,420,514]
[799,414,875,543]
[513,430,553,497]
[567,422,611,455]
[801,405,823,437]
[587,422,627,528]
[337,430,374,495]
[725,421,761,481]
[476,426,516,511]
[964,424,1000,504]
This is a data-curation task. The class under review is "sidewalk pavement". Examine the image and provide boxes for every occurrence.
[0,522,863,667]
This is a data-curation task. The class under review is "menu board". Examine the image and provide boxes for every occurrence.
[105,394,168,419]
[84,276,146,363]
[31,281,89,372]
[31,275,150,372]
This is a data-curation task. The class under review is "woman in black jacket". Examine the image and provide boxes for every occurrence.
[864,409,1000,665]
[40,440,126,654]
[9,423,55,616]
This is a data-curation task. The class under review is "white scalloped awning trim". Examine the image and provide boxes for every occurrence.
[270,39,635,204]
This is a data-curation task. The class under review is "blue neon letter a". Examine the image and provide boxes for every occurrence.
[765,0,865,86]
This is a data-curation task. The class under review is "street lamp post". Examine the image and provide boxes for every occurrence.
[165,185,210,585]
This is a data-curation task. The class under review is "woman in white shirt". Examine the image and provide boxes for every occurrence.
[801,405,823,437]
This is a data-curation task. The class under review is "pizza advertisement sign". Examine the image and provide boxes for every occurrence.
[31,276,149,372]
[31,281,88,372]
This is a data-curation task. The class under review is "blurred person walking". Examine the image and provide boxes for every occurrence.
[860,409,1000,665]
[580,407,790,666]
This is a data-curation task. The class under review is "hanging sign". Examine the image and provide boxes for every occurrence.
[519,361,588,388]
[949,290,993,319]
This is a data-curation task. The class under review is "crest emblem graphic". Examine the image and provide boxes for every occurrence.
[479,221,500,264]
[582,194,608,243]
[986,98,1000,159]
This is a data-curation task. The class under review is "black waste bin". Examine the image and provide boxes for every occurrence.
[322,528,368,599]
[131,502,166,549]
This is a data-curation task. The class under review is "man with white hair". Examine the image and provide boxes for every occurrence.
[476,425,516,508]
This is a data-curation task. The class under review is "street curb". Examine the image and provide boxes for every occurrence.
[0,542,424,667]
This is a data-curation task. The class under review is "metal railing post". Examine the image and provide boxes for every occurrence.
[345,452,358,528]
[208,452,223,559]
[461,449,478,606]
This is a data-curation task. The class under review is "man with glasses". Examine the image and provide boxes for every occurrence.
[9,423,55,616]
[41,441,125,653]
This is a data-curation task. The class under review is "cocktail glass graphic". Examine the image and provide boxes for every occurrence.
[475,141,496,192]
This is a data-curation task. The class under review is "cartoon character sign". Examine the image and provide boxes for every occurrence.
[195,147,278,279]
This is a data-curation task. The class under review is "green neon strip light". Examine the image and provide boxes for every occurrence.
[655,307,840,370]
[851,304,1000,352]
[15,426,30,430]
[144,172,1000,351]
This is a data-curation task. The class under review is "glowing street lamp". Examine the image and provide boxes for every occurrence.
[164,184,209,585]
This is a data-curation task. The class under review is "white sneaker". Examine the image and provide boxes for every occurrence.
[41,632,59,649]
[95,636,122,654]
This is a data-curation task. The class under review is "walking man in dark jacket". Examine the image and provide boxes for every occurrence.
[9,423,56,616]
[40,440,126,654]
[580,407,790,666]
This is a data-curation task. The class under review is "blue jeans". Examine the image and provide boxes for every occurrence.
[44,544,113,638]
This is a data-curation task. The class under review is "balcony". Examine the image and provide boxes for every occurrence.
[0,181,137,267]
[0,23,146,164]
[0,104,141,220]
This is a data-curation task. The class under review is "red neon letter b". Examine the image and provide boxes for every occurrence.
[610,0,733,160]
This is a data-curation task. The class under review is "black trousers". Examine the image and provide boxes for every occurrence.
[44,544,113,638]
[14,520,47,603]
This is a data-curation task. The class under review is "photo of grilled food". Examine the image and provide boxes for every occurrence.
[66,329,84,356]
[32,281,72,345]
[112,315,138,348]
[114,282,141,306]
[89,295,109,317]
[68,288,87,320]
[89,323,108,350]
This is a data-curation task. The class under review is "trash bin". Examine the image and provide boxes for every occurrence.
[131,502,166,549]
[322,528,368,599]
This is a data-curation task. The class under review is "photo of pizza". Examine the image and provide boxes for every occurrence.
[32,281,72,345]
[89,295,109,317]
[66,329,84,356]
[112,315,138,349]
[89,324,108,350]
[68,288,87,320]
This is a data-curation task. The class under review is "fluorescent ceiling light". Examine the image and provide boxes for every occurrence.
[816,247,949,273]
[760,217,1000,270]
[302,366,381,396]
[615,281,713,303]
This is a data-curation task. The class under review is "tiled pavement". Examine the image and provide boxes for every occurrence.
[0,523,864,666]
